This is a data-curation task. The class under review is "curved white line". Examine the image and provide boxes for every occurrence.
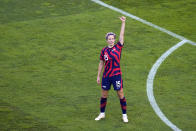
[147,39,188,131]
[90,0,196,130]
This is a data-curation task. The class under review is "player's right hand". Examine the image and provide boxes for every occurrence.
[97,76,100,84]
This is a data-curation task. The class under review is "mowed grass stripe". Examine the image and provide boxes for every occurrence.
[0,0,103,24]
[0,2,181,131]
[0,100,60,130]
[99,0,196,130]
[102,0,196,42]
[154,43,196,131]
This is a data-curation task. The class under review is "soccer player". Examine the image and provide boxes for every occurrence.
[95,16,128,123]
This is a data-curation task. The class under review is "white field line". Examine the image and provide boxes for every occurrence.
[91,0,196,46]
[91,0,196,130]
[147,39,188,131]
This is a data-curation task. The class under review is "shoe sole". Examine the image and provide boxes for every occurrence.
[95,117,105,121]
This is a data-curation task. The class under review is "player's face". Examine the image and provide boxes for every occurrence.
[107,35,115,46]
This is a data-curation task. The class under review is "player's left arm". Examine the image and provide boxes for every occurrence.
[119,16,126,45]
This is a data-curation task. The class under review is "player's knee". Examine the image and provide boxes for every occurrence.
[119,94,124,99]
[117,91,124,99]
[101,91,108,98]
[102,94,108,98]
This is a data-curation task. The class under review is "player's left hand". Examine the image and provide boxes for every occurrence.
[120,16,126,22]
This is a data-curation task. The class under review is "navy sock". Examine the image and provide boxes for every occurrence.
[120,97,127,114]
[100,97,107,113]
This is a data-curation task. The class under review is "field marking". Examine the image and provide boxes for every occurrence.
[147,39,188,131]
[91,0,196,45]
[91,0,196,130]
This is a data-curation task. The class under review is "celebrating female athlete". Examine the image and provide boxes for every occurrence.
[95,16,128,123]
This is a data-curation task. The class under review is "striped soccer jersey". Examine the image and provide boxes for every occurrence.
[100,41,123,78]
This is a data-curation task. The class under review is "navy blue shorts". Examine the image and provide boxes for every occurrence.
[101,75,123,91]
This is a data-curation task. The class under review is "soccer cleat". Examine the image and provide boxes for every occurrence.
[122,114,128,123]
[95,113,105,121]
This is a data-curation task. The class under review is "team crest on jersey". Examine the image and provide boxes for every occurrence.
[104,54,108,61]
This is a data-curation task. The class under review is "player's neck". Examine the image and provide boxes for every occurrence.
[108,44,114,48]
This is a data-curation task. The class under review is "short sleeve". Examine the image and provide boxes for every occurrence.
[116,41,123,49]
[100,48,104,61]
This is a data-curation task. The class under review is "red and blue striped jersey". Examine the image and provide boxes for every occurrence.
[100,41,123,78]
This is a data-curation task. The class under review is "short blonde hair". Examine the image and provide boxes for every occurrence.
[105,32,116,40]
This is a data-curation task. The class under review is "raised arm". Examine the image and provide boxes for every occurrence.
[119,16,126,45]
[97,60,104,84]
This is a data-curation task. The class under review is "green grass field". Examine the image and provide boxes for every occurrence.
[0,0,195,130]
